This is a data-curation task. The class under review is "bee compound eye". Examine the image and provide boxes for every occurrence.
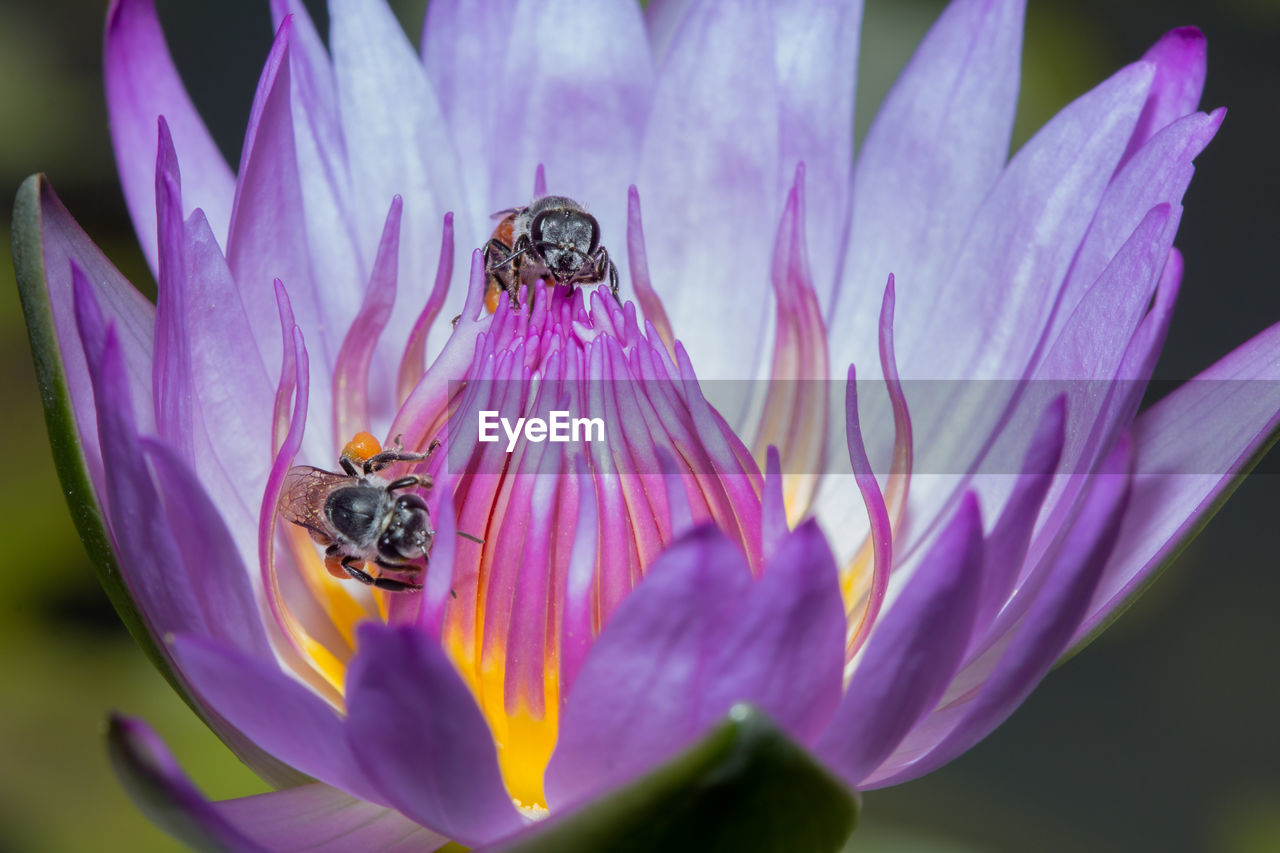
[530,210,549,244]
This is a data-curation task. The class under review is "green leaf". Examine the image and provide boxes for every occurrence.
[501,705,859,853]
[10,174,177,685]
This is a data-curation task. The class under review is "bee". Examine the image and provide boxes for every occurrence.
[483,195,620,310]
[280,432,438,592]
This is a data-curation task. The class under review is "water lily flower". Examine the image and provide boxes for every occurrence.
[13,0,1280,849]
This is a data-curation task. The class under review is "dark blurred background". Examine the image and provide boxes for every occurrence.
[1,1,1277,850]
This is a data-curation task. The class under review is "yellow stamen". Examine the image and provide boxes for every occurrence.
[444,622,560,809]
[286,526,377,648]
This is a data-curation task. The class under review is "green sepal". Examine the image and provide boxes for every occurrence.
[500,704,859,853]
[12,174,308,789]
[11,174,180,688]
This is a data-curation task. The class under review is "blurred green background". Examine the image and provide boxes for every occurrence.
[2,1,1277,850]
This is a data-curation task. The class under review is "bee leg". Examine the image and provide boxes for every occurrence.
[593,247,621,304]
[375,557,424,573]
[365,438,429,474]
[483,237,513,269]
[506,235,532,306]
[484,237,522,308]
[339,556,376,586]
[371,576,422,592]
[386,474,433,492]
[323,546,351,579]
[371,557,423,592]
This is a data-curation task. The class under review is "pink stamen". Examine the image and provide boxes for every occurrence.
[333,195,401,447]
[844,364,893,658]
[625,186,675,356]
[397,211,455,403]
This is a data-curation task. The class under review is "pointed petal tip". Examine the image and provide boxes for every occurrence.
[103,0,133,34]
[1160,25,1205,49]
[956,489,983,533]
[106,712,268,853]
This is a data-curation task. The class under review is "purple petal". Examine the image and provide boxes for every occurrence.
[1016,206,1175,568]
[830,0,1024,380]
[151,120,274,564]
[897,59,1153,382]
[636,0,779,387]
[27,179,155,500]
[330,0,471,366]
[971,397,1065,634]
[487,0,652,248]
[702,520,846,745]
[103,0,234,273]
[77,278,300,784]
[111,716,445,853]
[644,0,694,63]
[1093,248,1183,430]
[270,0,366,346]
[1120,26,1207,168]
[421,0,520,232]
[769,0,863,300]
[107,715,268,853]
[76,289,206,643]
[1045,109,1221,350]
[139,439,271,660]
[171,633,384,805]
[1038,204,1174,384]
[1074,321,1280,643]
[544,526,752,809]
[153,117,192,458]
[226,18,337,458]
[885,60,1155,560]
[176,208,276,547]
[761,446,788,559]
[217,783,449,852]
[817,494,984,787]
[870,438,1133,787]
[344,623,523,845]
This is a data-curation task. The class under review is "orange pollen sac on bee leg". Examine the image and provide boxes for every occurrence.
[485,282,504,315]
[341,431,382,467]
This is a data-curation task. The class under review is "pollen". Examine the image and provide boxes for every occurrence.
[341,431,382,465]
[484,282,503,314]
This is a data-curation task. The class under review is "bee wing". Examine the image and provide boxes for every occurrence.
[490,206,522,220]
[279,466,347,537]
